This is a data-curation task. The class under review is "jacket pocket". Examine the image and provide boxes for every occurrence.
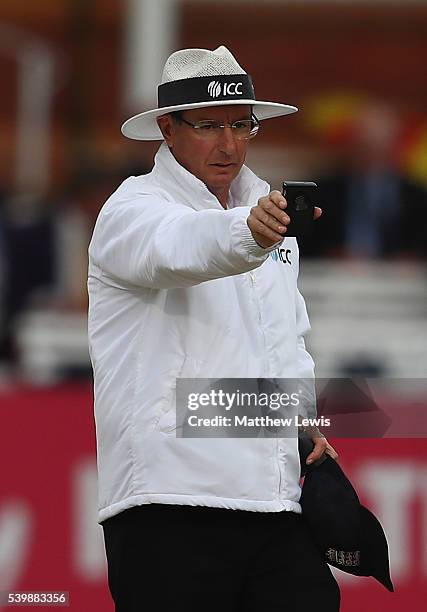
[154,354,204,434]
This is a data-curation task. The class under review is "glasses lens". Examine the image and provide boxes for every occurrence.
[191,119,259,140]
[230,120,252,140]
[193,121,221,138]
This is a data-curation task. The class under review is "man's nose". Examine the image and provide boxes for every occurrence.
[217,126,238,153]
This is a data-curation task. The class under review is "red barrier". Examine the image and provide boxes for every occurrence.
[0,384,425,611]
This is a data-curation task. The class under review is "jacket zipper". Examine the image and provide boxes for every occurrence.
[250,271,283,501]
[249,271,268,369]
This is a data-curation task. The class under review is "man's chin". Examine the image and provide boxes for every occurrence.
[207,168,240,186]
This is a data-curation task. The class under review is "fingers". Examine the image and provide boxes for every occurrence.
[325,442,339,460]
[313,206,322,220]
[261,191,289,219]
[247,215,285,243]
[253,194,289,228]
[269,190,288,211]
[247,191,290,246]
[306,436,327,465]
[306,437,339,465]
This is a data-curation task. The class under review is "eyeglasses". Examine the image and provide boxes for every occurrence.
[175,113,260,140]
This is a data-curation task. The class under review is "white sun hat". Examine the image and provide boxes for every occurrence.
[121,45,298,141]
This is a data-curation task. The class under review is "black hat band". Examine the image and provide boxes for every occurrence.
[158,74,255,108]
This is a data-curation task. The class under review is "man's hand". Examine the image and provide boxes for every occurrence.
[247,191,290,248]
[247,190,322,249]
[304,426,339,465]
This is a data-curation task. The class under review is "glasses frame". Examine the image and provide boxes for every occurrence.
[173,112,260,140]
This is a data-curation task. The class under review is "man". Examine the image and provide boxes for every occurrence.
[88,45,339,611]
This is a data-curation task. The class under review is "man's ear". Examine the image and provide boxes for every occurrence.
[157,115,174,147]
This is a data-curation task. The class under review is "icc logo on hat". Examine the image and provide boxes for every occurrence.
[207,80,243,98]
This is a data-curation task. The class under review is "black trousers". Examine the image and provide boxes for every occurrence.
[102,503,340,612]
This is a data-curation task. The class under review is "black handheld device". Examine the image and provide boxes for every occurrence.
[282,181,318,238]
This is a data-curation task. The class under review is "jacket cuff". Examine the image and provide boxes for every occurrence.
[230,205,284,260]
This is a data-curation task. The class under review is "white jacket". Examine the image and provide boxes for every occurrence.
[88,143,315,523]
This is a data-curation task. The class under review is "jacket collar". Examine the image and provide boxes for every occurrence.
[150,142,270,211]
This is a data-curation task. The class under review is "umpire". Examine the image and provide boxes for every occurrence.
[88,45,340,611]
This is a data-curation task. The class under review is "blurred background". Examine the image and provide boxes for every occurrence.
[0,0,426,610]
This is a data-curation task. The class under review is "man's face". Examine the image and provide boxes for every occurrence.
[157,105,252,204]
